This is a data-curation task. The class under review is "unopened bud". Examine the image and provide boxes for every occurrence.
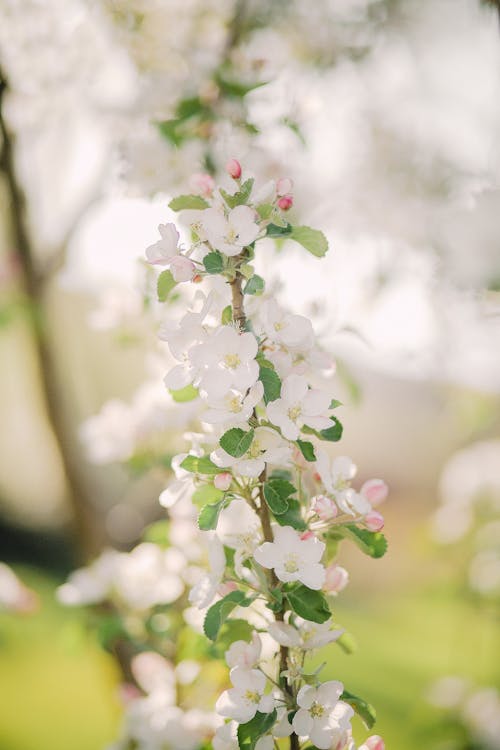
[363,736,385,750]
[277,195,293,211]
[276,177,293,196]
[300,530,314,540]
[364,511,384,532]
[361,479,388,507]
[226,158,242,179]
[218,581,238,596]
[324,564,349,594]
[214,472,232,491]
[189,172,215,198]
[311,494,337,521]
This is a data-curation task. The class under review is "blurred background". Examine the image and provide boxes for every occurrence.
[0,0,499,749]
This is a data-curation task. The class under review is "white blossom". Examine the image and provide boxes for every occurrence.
[189,535,226,609]
[202,205,260,256]
[215,666,274,723]
[225,632,262,669]
[268,617,343,650]
[266,374,331,441]
[254,525,326,590]
[292,682,354,750]
[194,326,259,399]
[203,381,263,428]
[145,223,180,265]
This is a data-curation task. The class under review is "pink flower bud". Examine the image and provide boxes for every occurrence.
[226,158,242,179]
[169,256,195,282]
[364,511,384,532]
[189,172,215,197]
[361,479,388,507]
[214,472,232,491]
[364,736,385,750]
[324,564,349,594]
[300,530,314,540]
[277,195,293,211]
[311,494,338,521]
[119,683,142,704]
[276,177,293,196]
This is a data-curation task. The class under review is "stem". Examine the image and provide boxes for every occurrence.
[230,264,300,750]
[0,72,103,560]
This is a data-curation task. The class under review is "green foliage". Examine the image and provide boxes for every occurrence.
[290,225,329,257]
[296,439,316,462]
[157,270,177,302]
[216,619,254,653]
[338,525,388,558]
[168,194,210,211]
[341,689,377,729]
[198,499,225,530]
[180,455,220,475]
[335,631,358,655]
[285,584,331,623]
[169,384,199,402]
[214,70,267,100]
[302,416,343,443]
[220,178,254,208]
[142,520,170,547]
[263,479,296,516]
[191,484,224,506]
[273,495,307,531]
[219,428,254,458]
[266,222,292,238]
[221,305,233,324]
[203,251,224,274]
[243,274,265,295]
[237,710,277,750]
[258,364,281,404]
[204,591,252,641]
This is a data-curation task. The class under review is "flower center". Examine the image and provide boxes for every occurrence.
[310,701,325,718]
[228,395,242,413]
[302,628,316,642]
[225,227,239,244]
[224,353,241,369]
[244,690,261,704]
[334,478,349,491]
[274,322,284,331]
[284,553,299,573]
[248,439,261,458]
[287,404,302,421]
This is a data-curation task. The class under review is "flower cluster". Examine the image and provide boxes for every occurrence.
[150,161,388,750]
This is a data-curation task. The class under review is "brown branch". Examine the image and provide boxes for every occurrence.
[0,71,103,560]
[230,263,299,750]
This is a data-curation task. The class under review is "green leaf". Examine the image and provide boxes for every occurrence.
[203,251,224,274]
[168,194,210,211]
[219,428,254,458]
[286,584,331,624]
[319,417,343,442]
[259,365,281,404]
[175,96,204,119]
[296,439,316,462]
[339,525,388,558]
[198,499,225,530]
[266,222,292,238]
[263,479,296,516]
[215,72,267,99]
[290,225,329,258]
[180,455,220,475]
[169,384,199,402]
[142,520,170,547]
[273,496,306,531]
[157,270,177,302]
[256,203,273,219]
[341,689,376,730]
[191,485,223,506]
[237,710,277,750]
[220,178,254,209]
[329,399,342,409]
[204,591,251,641]
[156,119,184,147]
[216,619,254,653]
[221,305,233,324]
[243,274,265,295]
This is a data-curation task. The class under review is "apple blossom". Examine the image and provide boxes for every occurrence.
[254,525,326,589]
[292,682,354,750]
[364,511,385,532]
[169,254,196,282]
[225,632,262,669]
[276,177,293,196]
[215,666,274,723]
[195,326,259,399]
[311,494,338,521]
[203,381,263,427]
[189,172,215,197]
[213,721,239,750]
[260,299,314,350]
[214,472,233,491]
[212,426,292,478]
[202,205,260,256]
[266,374,332,441]
[324,564,349,594]
[315,452,357,495]
[277,195,293,211]
[145,223,180,265]
[269,618,344,650]
[359,736,385,750]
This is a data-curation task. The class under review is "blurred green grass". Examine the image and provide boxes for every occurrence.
[0,566,498,750]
